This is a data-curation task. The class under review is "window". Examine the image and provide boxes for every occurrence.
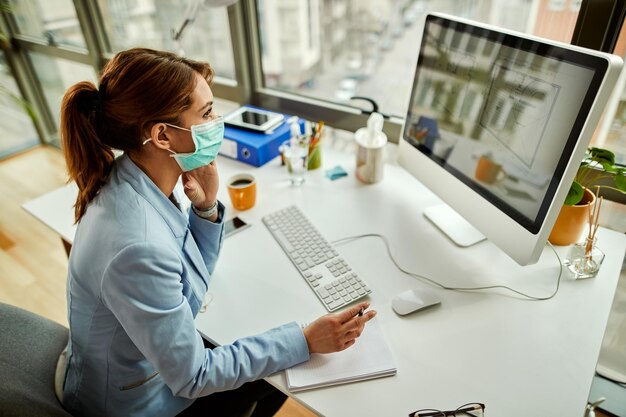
[596,18,626,166]
[255,0,580,121]
[0,52,39,157]
[0,0,619,161]
[28,53,97,137]
[97,0,236,79]
[9,0,87,49]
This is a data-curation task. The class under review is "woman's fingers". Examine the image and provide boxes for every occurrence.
[341,339,356,351]
[303,304,377,354]
[336,302,370,324]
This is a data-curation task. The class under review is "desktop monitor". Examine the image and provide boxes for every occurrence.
[398,13,622,266]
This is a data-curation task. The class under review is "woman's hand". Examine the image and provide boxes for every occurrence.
[183,160,219,210]
[303,302,377,354]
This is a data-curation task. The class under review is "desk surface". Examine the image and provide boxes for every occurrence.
[24,145,626,417]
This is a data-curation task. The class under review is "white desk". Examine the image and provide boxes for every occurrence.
[22,181,78,254]
[24,146,626,417]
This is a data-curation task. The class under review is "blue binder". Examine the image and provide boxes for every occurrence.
[220,109,305,167]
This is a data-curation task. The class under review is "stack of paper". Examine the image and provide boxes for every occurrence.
[286,318,396,392]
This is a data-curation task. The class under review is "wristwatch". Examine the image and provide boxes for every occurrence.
[192,200,218,220]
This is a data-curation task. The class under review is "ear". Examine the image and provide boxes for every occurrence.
[147,123,172,151]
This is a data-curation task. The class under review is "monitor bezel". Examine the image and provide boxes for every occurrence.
[398,13,622,265]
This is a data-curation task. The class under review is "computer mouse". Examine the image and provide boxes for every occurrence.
[391,289,441,316]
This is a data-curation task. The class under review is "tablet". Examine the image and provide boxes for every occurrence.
[224,107,284,133]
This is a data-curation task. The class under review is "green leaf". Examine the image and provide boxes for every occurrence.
[589,147,615,165]
[0,84,38,121]
[564,181,584,206]
[615,168,626,192]
[601,161,617,173]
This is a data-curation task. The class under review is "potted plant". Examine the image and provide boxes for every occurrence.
[549,147,626,245]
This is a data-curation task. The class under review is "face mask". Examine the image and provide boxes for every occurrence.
[143,116,224,172]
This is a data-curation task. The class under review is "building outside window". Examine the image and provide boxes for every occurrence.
[97,0,236,79]
[3,0,625,166]
[255,0,581,120]
[9,0,86,49]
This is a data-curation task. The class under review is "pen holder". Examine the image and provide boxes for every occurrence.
[308,141,322,170]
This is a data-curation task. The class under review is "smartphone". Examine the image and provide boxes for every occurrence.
[224,106,284,133]
[224,216,251,238]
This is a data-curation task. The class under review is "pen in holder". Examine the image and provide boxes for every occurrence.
[308,121,324,170]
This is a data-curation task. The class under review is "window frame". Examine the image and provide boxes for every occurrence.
[239,0,626,146]
[0,0,250,148]
[0,0,624,168]
[571,0,626,204]
[237,0,404,142]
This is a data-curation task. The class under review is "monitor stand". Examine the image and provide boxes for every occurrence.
[423,204,486,247]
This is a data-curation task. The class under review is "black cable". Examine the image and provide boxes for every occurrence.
[349,96,391,119]
[331,233,562,301]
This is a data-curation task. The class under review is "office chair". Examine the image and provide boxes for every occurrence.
[0,303,258,417]
[0,303,72,416]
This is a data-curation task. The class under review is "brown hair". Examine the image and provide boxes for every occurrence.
[60,48,214,222]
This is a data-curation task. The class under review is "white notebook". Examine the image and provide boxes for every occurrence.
[286,317,396,392]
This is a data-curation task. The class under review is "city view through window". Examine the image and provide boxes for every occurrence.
[10,0,626,165]
[257,0,580,118]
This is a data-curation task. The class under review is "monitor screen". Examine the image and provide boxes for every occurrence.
[399,13,622,265]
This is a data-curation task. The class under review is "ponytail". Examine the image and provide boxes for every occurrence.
[60,81,114,223]
[60,48,214,223]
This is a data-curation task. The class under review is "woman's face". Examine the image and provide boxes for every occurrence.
[169,72,216,153]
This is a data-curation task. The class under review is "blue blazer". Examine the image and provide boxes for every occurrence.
[62,155,309,417]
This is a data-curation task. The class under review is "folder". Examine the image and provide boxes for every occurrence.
[285,318,396,392]
[220,108,305,167]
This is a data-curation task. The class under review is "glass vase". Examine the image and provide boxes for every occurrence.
[564,237,605,279]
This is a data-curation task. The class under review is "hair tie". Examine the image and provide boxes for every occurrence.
[98,79,108,102]
[90,80,107,115]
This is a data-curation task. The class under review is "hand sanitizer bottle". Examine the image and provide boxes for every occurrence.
[355,112,387,184]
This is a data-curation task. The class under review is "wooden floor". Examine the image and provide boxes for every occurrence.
[0,146,69,325]
[0,145,315,417]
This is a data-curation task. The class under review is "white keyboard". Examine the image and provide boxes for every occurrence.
[263,206,371,312]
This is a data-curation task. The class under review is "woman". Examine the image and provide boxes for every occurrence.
[59,48,376,417]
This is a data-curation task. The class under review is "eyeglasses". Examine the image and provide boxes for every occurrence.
[409,402,485,417]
